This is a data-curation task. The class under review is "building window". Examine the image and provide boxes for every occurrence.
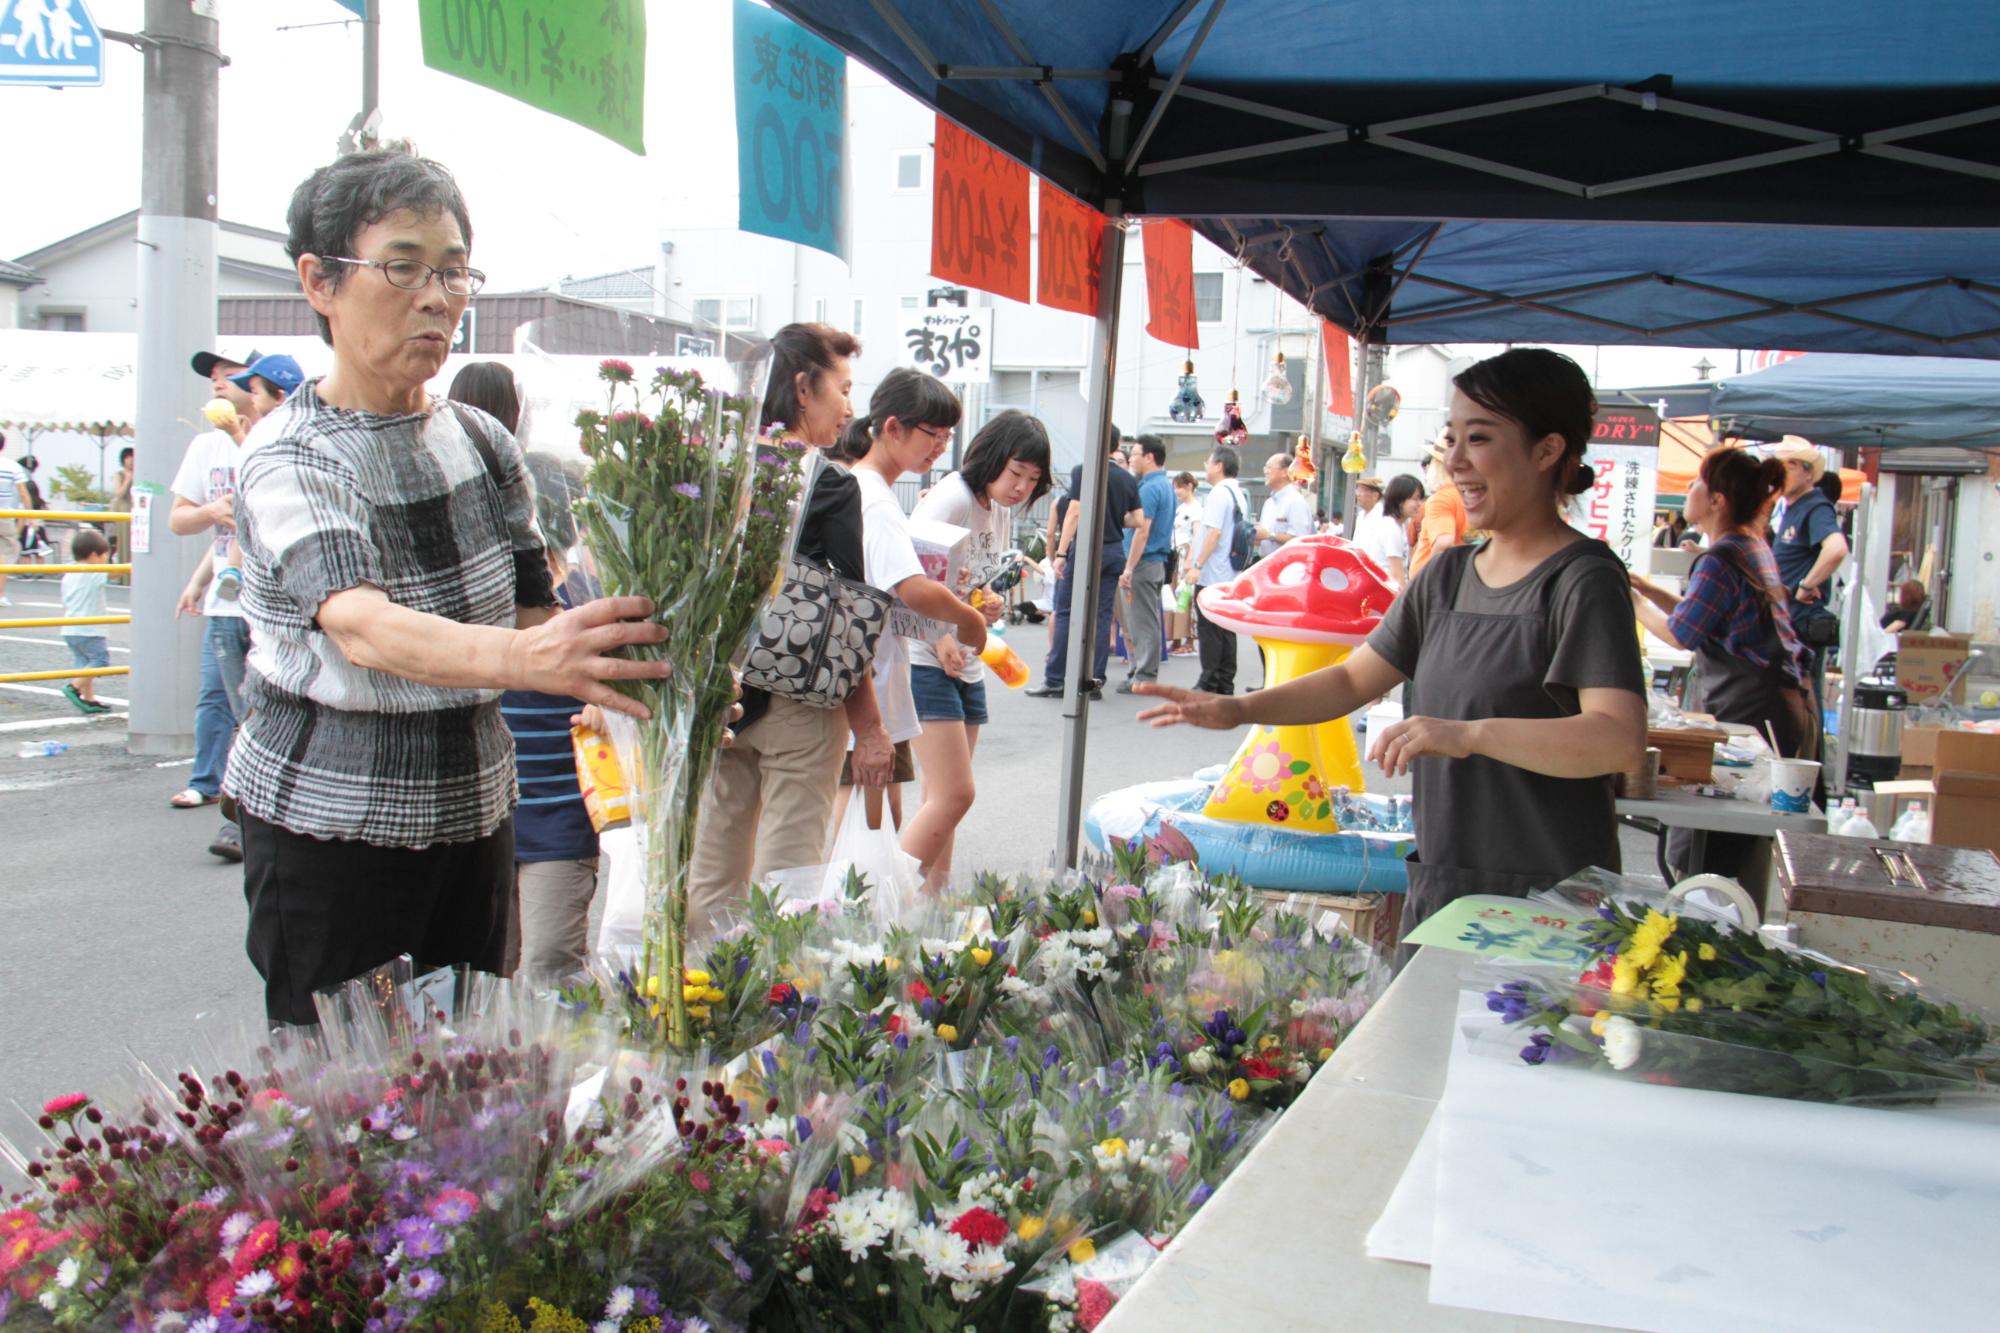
[900,295,919,310]
[38,310,84,332]
[814,298,828,324]
[894,151,925,191]
[692,295,758,332]
[1193,273,1224,324]
[852,298,865,332]
[692,297,721,329]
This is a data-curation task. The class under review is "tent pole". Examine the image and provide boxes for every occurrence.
[1831,480,1873,796]
[1054,208,1128,867]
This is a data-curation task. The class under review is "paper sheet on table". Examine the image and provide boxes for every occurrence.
[1398,894,1598,965]
[1427,1013,2000,1332]
[1364,1105,1438,1265]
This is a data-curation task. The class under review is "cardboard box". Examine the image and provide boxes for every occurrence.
[1932,771,2000,856]
[1901,724,1943,778]
[1897,632,1974,706]
[1935,729,2000,777]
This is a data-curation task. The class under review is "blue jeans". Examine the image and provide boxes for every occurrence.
[191,615,250,797]
[1041,546,1121,688]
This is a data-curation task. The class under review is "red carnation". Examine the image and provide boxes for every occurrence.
[1077,1277,1117,1330]
[1240,1055,1285,1081]
[1578,960,1617,992]
[907,980,933,1004]
[768,982,798,1008]
[948,1206,1009,1249]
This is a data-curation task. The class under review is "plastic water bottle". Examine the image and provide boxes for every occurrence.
[1837,800,1879,839]
[1889,802,1931,844]
[15,741,68,759]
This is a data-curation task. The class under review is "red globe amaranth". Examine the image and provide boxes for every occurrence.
[948,1206,1009,1249]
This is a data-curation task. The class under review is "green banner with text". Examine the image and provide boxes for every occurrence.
[418,0,645,154]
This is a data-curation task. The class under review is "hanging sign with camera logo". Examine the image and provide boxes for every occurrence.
[733,0,849,262]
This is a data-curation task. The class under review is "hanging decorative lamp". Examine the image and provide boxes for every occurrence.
[1340,430,1367,475]
[1291,433,1317,484]
[1169,359,1206,422]
[1261,350,1293,405]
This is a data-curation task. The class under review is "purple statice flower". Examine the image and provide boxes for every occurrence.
[673,482,703,500]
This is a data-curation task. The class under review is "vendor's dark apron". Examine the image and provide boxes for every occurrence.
[1670,545,1819,877]
[1398,543,1624,954]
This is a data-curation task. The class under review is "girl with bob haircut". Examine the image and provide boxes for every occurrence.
[1630,447,1817,875]
[1139,347,1647,942]
[830,369,1000,834]
[903,409,1052,886]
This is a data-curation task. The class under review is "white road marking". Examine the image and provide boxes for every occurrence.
[0,682,131,706]
[0,633,131,653]
[0,712,129,734]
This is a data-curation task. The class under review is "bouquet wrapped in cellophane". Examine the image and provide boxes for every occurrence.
[572,353,804,1049]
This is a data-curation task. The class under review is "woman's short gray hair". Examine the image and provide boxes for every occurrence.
[285,150,474,345]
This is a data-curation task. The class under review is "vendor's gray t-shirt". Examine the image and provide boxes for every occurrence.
[1367,539,1644,888]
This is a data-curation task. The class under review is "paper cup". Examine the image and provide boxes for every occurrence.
[1769,758,1820,814]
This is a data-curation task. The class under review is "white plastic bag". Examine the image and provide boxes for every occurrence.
[820,788,922,922]
[593,825,645,961]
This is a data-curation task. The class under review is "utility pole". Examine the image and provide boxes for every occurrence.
[361,0,380,146]
[128,0,224,756]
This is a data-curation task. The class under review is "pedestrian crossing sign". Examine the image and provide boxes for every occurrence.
[0,0,104,88]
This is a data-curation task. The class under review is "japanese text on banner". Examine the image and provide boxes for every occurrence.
[904,309,988,384]
[1142,219,1198,348]
[1575,445,1658,575]
[733,0,849,261]
[1036,182,1103,317]
[418,0,645,154]
[931,116,1029,303]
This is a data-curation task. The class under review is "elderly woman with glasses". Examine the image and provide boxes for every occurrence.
[225,150,672,1026]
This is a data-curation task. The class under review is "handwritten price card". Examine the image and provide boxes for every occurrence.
[734,0,849,261]
[1142,218,1198,348]
[930,115,1030,303]
[418,0,645,153]
[1036,182,1104,317]
[1400,894,1597,966]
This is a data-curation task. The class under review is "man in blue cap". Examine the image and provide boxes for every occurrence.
[228,354,306,429]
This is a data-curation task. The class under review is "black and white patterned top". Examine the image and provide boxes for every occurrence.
[224,381,556,848]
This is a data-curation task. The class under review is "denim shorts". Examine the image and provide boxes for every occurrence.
[910,664,990,726]
[66,636,110,671]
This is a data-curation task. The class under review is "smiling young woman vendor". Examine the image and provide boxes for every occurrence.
[1138,349,1647,936]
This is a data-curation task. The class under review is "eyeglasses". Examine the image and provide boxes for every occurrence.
[913,424,953,446]
[323,255,487,296]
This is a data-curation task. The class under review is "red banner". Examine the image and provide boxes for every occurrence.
[1142,219,1197,348]
[930,115,1030,303]
[1035,182,1104,317]
[1322,320,1354,419]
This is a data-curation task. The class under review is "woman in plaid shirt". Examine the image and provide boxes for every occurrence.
[226,152,671,1026]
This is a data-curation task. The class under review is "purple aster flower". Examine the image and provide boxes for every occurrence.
[401,1267,443,1301]
[633,1288,663,1316]
[394,1215,448,1259]
[673,482,703,500]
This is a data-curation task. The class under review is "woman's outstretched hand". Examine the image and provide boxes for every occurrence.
[1133,683,1242,730]
[1368,714,1475,777]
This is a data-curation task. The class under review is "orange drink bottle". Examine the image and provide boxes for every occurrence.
[979,635,1030,689]
[571,725,632,831]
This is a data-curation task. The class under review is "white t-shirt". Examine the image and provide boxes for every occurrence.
[169,429,246,619]
[1256,483,1316,557]
[1353,501,1408,571]
[854,468,927,745]
[1196,480,1247,586]
[907,472,1011,684]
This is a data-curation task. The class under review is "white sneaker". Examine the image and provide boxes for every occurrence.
[0,595,12,607]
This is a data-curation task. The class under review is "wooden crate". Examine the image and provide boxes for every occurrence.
[1648,724,1728,783]
[1256,889,1403,958]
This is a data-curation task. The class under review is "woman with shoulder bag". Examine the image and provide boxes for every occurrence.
[1630,448,1820,876]
[686,323,896,938]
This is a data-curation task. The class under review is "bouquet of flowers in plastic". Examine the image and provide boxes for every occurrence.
[573,353,804,1048]
[1479,878,2000,1105]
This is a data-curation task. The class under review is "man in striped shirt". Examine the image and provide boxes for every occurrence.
[226,151,669,1025]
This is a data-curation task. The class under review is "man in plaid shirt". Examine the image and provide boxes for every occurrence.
[226,151,670,1025]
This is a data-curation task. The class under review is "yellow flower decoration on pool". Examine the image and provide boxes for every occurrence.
[937,1024,959,1043]
[970,946,994,968]
[1227,1078,1251,1101]
[1069,1238,1097,1263]
[1624,910,1679,969]
[1017,1216,1047,1242]
[1610,955,1642,996]
[1698,942,1718,962]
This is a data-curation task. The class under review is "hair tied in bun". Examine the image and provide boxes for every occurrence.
[1566,456,1597,496]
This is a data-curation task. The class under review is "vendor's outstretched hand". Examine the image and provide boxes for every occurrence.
[1133,683,1242,730]
[514,596,670,719]
[1368,714,1475,777]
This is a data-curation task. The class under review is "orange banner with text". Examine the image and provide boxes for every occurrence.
[1322,320,1355,418]
[1035,183,1104,317]
[1142,218,1197,348]
[931,114,1030,303]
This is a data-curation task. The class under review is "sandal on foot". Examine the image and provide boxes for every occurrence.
[169,788,220,809]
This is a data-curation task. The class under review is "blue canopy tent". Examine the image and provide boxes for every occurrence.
[1709,354,2000,451]
[768,0,2000,857]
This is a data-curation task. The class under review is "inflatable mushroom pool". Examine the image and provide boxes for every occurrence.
[1086,537,1414,896]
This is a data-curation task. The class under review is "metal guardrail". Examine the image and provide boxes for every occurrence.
[0,509,135,685]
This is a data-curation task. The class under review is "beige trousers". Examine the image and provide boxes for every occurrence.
[686,693,848,940]
[506,857,602,981]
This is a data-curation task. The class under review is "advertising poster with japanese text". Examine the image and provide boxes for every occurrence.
[1576,406,1659,574]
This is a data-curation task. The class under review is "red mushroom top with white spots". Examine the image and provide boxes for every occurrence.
[1196,536,1395,645]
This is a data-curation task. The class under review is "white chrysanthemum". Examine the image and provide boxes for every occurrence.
[594,1322,620,1333]
[234,1270,276,1299]
[757,1114,791,1142]
[951,1281,980,1304]
[219,1211,254,1247]
[795,1265,814,1283]
[829,1193,887,1259]
[55,1257,79,1289]
[901,1222,971,1280]
[603,1286,635,1319]
[999,975,1034,997]
[1601,1015,1643,1070]
[962,1244,1013,1284]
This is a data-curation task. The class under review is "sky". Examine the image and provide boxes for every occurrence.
[0,0,1741,389]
